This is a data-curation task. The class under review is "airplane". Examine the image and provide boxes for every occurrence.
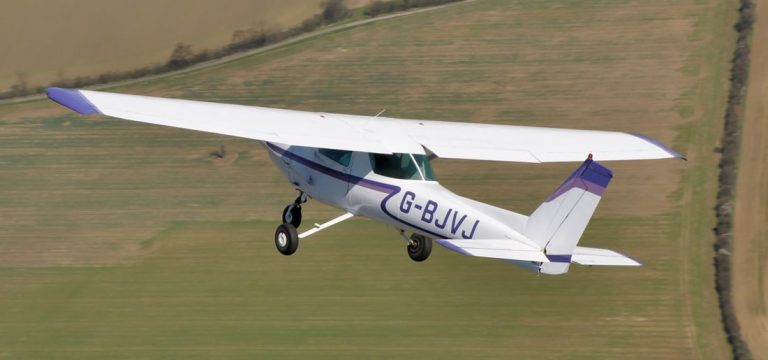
[46,87,684,275]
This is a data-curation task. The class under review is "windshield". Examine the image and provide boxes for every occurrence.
[369,153,437,181]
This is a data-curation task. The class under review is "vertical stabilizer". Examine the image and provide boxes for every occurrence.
[525,156,613,274]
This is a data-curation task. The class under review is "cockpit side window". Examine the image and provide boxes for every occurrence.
[369,153,438,181]
[319,148,352,167]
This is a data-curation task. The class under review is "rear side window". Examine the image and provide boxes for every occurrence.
[319,148,352,167]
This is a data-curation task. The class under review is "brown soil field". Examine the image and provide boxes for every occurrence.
[733,0,768,357]
[0,0,370,91]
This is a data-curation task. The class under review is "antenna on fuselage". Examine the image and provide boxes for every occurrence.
[374,109,387,117]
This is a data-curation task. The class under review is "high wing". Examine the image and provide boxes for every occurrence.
[47,87,684,163]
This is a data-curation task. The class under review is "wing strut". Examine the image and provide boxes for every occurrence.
[298,212,354,239]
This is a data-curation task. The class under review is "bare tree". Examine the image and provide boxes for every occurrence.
[168,43,195,68]
[10,71,28,93]
[321,0,350,22]
[211,144,227,159]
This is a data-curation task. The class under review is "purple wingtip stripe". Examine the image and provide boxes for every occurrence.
[46,87,101,115]
[629,132,686,160]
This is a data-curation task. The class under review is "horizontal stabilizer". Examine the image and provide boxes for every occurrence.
[436,239,548,262]
[571,246,641,266]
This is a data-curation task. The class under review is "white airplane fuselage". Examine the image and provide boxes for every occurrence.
[45,87,657,273]
[264,142,538,248]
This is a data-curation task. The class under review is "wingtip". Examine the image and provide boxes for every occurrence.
[46,87,101,115]
[626,255,643,267]
[628,132,686,160]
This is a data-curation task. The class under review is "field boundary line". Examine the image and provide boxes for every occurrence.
[732,0,766,357]
[712,0,755,358]
[0,0,476,106]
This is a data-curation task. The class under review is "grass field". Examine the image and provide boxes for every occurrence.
[0,0,737,358]
[733,0,768,356]
[0,0,371,91]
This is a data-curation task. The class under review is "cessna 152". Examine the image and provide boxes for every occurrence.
[47,87,683,275]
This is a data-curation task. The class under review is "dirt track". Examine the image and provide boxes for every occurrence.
[733,1,768,357]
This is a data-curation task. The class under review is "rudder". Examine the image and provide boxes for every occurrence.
[525,156,613,274]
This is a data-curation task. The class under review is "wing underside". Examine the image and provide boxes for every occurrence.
[47,87,685,163]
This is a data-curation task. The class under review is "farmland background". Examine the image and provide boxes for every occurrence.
[733,0,768,356]
[0,0,371,90]
[0,0,739,358]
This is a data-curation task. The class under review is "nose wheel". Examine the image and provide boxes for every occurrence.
[276,191,308,256]
[275,223,299,255]
[281,191,308,228]
[407,233,432,262]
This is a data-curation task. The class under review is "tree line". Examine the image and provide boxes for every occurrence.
[364,0,463,17]
[0,0,464,100]
[712,0,755,359]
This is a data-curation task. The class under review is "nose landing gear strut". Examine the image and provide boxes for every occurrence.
[275,191,309,256]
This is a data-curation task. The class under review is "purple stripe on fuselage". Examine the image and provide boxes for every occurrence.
[544,158,613,202]
[629,132,686,160]
[546,254,572,263]
[265,142,444,238]
[265,142,396,193]
[46,87,101,115]
[359,180,396,193]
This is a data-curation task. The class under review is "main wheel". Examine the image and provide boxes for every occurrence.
[407,234,432,262]
[282,204,302,228]
[275,223,299,256]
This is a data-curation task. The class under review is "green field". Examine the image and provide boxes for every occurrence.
[0,0,737,358]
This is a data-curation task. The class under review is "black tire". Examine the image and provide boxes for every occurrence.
[407,234,432,262]
[275,223,299,256]
[282,204,302,228]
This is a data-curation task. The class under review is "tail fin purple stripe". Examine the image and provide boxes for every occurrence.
[546,254,572,263]
[46,87,101,115]
[544,158,613,202]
